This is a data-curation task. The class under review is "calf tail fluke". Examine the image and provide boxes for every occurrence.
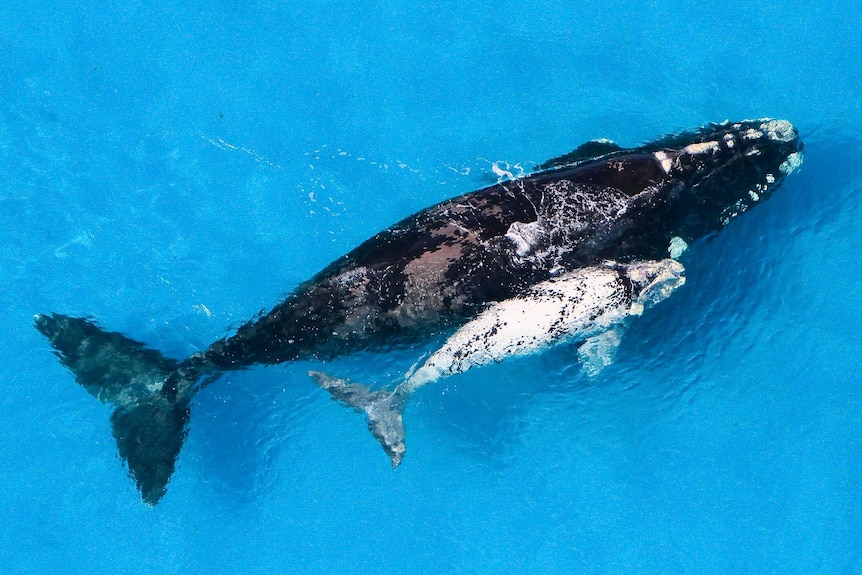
[308,371,407,468]
[34,313,208,505]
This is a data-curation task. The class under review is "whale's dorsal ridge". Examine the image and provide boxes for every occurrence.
[537,138,623,170]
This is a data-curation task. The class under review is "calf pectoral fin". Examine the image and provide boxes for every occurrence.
[577,327,625,377]
[308,371,407,468]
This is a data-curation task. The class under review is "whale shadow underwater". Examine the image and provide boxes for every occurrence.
[35,119,803,504]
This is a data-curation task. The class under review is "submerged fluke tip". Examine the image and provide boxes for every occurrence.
[309,370,408,468]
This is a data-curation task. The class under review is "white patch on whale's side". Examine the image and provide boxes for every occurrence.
[400,259,685,393]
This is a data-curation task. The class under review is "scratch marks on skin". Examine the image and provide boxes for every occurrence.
[506,221,545,257]
[504,179,629,268]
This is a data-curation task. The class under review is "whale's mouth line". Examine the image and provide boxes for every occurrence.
[644,118,803,230]
[718,148,803,226]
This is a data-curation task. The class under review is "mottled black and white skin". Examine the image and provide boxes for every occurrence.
[403,260,685,385]
[35,118,803,504]
[311,258,687,465]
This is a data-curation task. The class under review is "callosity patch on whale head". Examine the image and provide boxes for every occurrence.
[646,118,803,240]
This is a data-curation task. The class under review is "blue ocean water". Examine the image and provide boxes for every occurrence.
[2,1,860,573]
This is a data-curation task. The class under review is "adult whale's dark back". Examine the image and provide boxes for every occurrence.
[35,119,803,504]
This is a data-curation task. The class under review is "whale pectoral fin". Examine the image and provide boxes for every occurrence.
[577,326,625,377]
[309,371,407,468]
[34,313,200,505]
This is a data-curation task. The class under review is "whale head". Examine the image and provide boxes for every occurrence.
[650,118,803,240]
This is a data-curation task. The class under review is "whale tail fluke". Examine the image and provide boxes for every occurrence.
[34,313,205,505]
[109,387,190,505]
[308,371,407,468]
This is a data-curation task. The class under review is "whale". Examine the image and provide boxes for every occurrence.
[35,118,803,504]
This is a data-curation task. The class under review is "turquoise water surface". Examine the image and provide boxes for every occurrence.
[2,2,860,573]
